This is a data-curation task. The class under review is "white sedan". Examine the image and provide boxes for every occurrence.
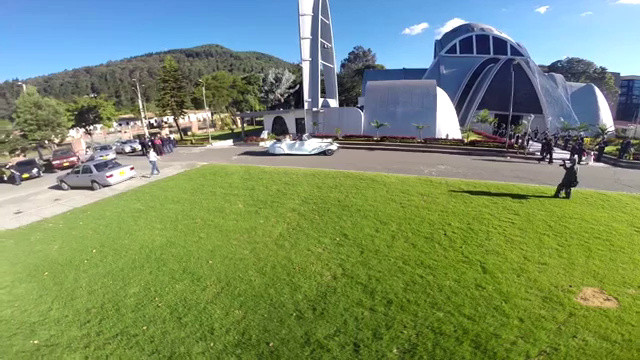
[267,135,339,156]
[114,140,142,154]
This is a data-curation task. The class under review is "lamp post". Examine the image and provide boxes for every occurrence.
[17,82,26,93]
[132,78,150,138]
[199,80,212,143]
[506,59,519,152]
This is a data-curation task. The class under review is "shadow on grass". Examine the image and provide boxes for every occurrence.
[450,190,555,200]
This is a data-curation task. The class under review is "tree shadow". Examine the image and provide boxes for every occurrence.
[450,190,555,200]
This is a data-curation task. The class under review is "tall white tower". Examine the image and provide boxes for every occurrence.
[298,0,339,113]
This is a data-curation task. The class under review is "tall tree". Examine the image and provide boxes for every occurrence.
[67,96,117,141]
[13,86,70,148]
[338,46,385,107]
[547,57,620,109]
[157,56,189,140]
[262,68,299,110]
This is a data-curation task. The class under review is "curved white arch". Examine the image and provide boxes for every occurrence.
[436,87,463,139]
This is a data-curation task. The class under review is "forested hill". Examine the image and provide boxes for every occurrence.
[0,44,298,119]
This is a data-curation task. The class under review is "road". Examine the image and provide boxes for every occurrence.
[1,145,639,230]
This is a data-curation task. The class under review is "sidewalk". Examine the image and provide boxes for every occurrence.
[0,162,200,230]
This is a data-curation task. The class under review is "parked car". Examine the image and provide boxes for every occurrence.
[88,145,117,161]
[114,139,142,154]
[50,148,81,170]
[57,159,137,191]
[267,134,339,156]
[6,158,44,182]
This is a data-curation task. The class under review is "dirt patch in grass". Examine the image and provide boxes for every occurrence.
[576,287,619,308]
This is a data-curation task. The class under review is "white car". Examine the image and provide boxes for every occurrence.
[88,145,117,161]
[114,140,142,154]
[57,159,137,191]
[267,134,339,156]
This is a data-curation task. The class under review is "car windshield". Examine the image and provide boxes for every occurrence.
[95,145,112,151]
[53,149,75,157]
[93,160,122,173]
[123,140,137,144]
[16,159,37,167]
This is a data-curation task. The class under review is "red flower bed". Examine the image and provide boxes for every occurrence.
[472,130,505,142]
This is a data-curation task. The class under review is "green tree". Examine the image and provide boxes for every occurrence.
[157,56,188,140]
[68,96,117,141]
[262,68,299,110]
[474,109,497,130]
[13,86,70,150]
[592,124,613,148]
[0,119,29,157]
[547,57,620,108]
[370,120,389,139]
[337,46,385,107]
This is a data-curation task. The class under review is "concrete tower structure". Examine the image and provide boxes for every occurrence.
[298,0,339,112]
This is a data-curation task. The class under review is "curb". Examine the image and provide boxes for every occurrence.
[337,142,537,160]
[599,155,640,170]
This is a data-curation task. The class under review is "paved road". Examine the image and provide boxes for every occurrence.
[1,145,639,230]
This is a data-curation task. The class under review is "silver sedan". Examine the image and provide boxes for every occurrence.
[57,159,137,191]
[89,145,117,161]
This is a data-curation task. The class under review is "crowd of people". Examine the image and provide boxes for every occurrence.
[139,133,178,177]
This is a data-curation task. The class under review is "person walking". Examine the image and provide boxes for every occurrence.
[563,134,571,151]
[537,137,554,164]
[148,148,160,176]
[554,158,579,199]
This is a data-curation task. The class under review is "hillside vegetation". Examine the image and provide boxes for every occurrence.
[0,45,297,119]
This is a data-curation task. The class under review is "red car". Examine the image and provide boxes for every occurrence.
[51,148,81,170]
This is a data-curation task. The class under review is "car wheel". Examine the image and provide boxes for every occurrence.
[324,149,335,156]
[59,181,70,191]
[91,181,103,191]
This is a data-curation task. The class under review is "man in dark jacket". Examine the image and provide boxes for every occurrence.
[596,140,608,162]
[554,158,579,199]
[537,137,554,164]
[576,139,585,164]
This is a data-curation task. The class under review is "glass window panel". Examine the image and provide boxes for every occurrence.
[445,45,457,55]
[476,34,491,55]
[459,36,474,55]
[510,45,524,57]
[492,37,508,56]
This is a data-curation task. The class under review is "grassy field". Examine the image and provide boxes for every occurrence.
[1,165,640,358]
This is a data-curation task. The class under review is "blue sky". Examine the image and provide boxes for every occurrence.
[1,0,639,81]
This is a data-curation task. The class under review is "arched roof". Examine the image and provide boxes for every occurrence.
[434,23,526,58]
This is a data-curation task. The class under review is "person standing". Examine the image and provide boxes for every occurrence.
[596,139,608,162]
[140,137,149,156]
[576,139,585,164]
[537,137,554,164]
[148,148,160,176]
[563,134,571,151]
[554,158,579,199]
[6,164,21,186]
[154,136,164,156]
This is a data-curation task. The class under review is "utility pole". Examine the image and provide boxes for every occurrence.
[199,80,211,143]
[17,82,26,93]
[506,59,517,152]
[132,78,150,138]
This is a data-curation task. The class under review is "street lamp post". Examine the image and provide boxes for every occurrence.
[132,78,150,138]
[506,59,518,152]
[199,80,212,143]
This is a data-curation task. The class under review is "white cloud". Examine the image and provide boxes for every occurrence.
[401,22,430,36]
[580,11,593,16]
[535,5,550,14]
[616,0,640,4]
[435,18,468,39]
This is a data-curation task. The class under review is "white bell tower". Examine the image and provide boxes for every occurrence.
[298,0,340,113]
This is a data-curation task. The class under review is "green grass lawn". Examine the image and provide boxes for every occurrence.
[2,165,640,358]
